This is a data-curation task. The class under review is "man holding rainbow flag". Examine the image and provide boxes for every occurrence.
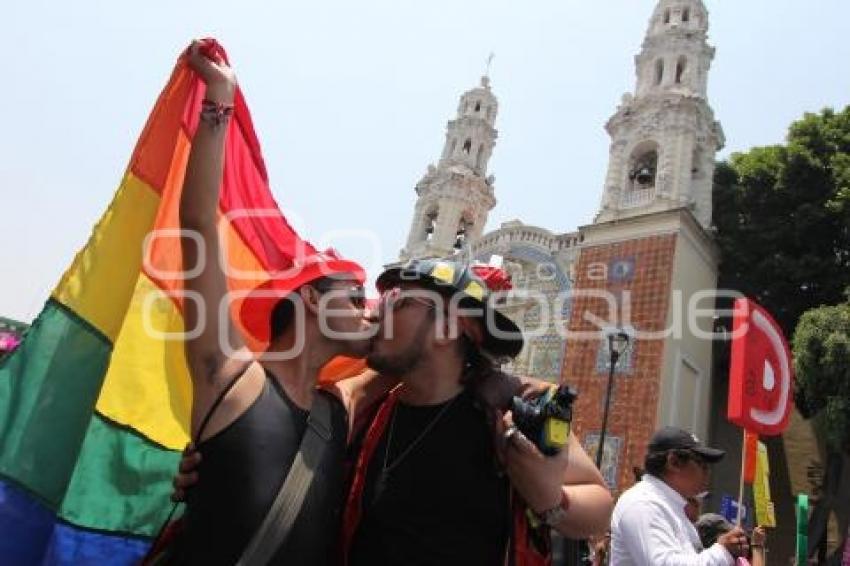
[0,39,613,565]
[0,37,392,565]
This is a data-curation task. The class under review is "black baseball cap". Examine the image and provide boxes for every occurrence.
[648,426,725,463]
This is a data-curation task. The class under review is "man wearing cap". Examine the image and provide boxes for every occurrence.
[609,426,750,565]
[341,257,613,565]
[172,253,614,564]
[170,44,612,565]
[164,43,396,565]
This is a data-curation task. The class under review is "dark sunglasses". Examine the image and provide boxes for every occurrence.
[314,284,367,310]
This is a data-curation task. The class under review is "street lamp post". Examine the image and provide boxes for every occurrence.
[595,330,630,470]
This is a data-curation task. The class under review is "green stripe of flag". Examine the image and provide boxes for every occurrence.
[59,413,179,537]
[0,299,111,507]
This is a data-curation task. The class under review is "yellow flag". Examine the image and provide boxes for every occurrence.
[753,441,776,527]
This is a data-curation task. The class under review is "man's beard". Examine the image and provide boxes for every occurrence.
[366,317,432,378]
[366,346,423,377]
[341,335,372,358]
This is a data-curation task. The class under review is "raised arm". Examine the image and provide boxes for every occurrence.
[179,42,253,426]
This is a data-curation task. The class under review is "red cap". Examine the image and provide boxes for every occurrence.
[239,249,365,344]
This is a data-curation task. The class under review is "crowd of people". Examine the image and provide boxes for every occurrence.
[151,40,779,566]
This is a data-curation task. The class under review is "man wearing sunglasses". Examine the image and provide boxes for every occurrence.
[609,426,749,565]
[341,258,613,565]
[172,256,613,565]
[169,43,611,565]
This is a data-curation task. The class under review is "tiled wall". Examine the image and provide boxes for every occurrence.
[562,234,677,492]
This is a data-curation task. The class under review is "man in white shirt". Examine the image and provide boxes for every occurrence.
[610,427,749,565]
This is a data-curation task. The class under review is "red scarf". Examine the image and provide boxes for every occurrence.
[340,386,402,561]
[340,387,552,566]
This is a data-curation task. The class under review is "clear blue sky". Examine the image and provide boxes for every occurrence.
[3,1,849,322]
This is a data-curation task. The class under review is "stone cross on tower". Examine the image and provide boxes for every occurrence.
[595,0,724,229]
[400,76,499,260]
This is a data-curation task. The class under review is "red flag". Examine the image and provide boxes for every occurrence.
[728,298,795,436]
[743,430,758,484]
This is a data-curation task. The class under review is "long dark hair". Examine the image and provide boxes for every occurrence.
[459,334,497,388]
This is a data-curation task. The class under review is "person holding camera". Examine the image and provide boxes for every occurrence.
[166,38,612,564]
[170,253,613,564]
[609,427,749,565]
[341,257,613,565]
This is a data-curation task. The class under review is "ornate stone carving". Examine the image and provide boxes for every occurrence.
[596,0,721,229]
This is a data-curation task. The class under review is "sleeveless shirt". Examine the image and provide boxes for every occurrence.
[170,370,348,565]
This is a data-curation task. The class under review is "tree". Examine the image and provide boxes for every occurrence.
[792,298,850,564]
[713,107,850,563]
[713,106,850,337]
[793,298,850,452]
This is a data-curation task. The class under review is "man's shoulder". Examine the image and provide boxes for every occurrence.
[317,388,350,423]
[613,480,674,522]
[614,480,653,507]
[306,391,350,454]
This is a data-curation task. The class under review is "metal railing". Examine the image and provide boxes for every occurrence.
[620,187,656,209]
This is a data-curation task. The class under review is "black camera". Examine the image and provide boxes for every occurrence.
[510,385,578,456]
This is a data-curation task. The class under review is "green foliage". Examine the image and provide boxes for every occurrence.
[792,300,850,452]
[713,106,850,336]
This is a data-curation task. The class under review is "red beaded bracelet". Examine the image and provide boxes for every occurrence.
[200,98,234,127]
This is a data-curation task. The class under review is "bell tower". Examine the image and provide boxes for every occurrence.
[400,76,498,260]
[563,0,724,492]
[595,0,724,229]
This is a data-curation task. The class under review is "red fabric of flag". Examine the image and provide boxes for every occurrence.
[743,429,758,484]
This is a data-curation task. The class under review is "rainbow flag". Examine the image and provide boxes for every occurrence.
[0,41,346,564]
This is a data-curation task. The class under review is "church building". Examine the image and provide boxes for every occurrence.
[398,0,724,492]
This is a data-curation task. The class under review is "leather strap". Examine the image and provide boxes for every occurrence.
[236,392,333,566]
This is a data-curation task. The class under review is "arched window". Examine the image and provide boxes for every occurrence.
[475,144,484,170]
[682,8,690,23]
[448,138,457,157]
[663,9,671,24]
[424,210,438,241]
[454,216,472,250]
[655,59,664,86]
[474,101,481,112]
[675,56,687,84]
[627,141,660,196]
[463,139,472,154]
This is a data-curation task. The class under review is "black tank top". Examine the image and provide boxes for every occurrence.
[349,390,511,566]
[170,370,348,565]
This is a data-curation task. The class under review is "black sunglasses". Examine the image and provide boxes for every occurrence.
[312,283,367,309]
